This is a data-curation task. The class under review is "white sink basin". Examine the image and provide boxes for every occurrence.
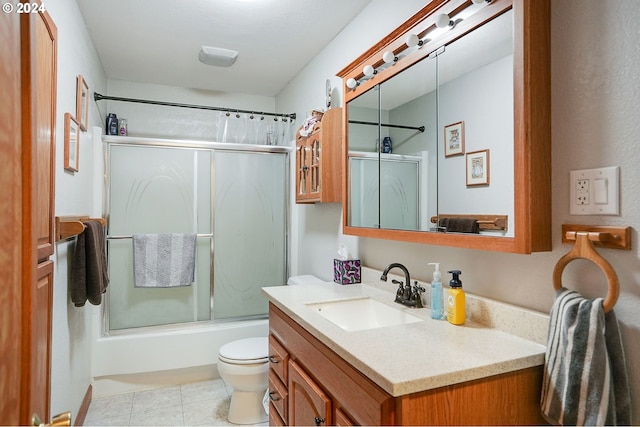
[306,297,422,331]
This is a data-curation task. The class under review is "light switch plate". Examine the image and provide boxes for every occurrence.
[569,166,619,215]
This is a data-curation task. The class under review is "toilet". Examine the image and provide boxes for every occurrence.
[217,276,324,424]
[218,336,270,424]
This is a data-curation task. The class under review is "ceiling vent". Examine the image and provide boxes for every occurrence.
[198,46,238,67]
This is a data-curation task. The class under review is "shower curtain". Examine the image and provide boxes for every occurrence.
[106,139,289,331]
[215,111,294,145]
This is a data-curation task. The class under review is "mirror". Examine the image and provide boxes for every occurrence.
[338,0,551,253]
[348,55,437,231]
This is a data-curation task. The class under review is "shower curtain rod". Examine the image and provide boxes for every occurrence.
[94,92,297,121]
[348,119,425,132]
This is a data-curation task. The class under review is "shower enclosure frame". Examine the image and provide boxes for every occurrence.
[102,135,292,336]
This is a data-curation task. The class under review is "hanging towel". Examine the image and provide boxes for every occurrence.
[438,217,479,233]
[71,220,109,307]
[541,287,631,425]
[133,233,196,288]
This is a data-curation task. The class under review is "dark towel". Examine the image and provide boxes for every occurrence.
[541,287,631,425]
[70,220,109,306]
[438,217,479,233]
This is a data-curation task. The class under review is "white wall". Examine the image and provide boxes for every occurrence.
[43,0,107,418]
[276,0,640,423]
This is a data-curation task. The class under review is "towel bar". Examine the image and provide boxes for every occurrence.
[106,233,213,240]
[553,229,621,313]
[429,214,508,231]
[55,216,106,241]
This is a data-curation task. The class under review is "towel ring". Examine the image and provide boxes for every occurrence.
[552,232,619,313]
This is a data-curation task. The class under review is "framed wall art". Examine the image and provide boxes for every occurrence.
[64,113,80,172]
[466,149,490,186]
[444,121,464,157]
[76,75,89,131]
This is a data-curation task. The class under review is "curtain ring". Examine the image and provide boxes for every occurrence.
[225,109,230,117]
[236,110,240,119]
[250,112,255,119]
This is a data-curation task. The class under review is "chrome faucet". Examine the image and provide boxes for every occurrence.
[380,263,424,308]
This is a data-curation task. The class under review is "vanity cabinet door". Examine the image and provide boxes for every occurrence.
[288,360,332,426]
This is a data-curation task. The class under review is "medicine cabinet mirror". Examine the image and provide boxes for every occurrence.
[338,0,550,253]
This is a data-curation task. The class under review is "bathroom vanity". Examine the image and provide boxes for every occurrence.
[263,279,547,426]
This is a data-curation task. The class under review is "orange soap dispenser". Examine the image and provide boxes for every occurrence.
[446,270,465,325]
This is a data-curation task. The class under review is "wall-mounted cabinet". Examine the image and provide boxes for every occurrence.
[295,107,342,204]
[338,0,551,253]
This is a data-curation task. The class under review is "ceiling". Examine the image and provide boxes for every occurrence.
[77,0,372,97]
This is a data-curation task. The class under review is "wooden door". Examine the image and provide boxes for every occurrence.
[0,5,58,426]
[22,7,58,424]
[0,9,25,426]
[288,360,331,426]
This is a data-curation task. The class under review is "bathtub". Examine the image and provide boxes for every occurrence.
[91,318,269,397]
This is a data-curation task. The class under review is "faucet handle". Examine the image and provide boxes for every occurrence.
[410,281,425,308]
[412,281,426,293]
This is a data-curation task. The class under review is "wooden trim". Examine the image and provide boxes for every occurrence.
[74,385,92,426]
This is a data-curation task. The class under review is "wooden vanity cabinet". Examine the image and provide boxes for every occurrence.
[268,303,546,426]
[295,107,342,204]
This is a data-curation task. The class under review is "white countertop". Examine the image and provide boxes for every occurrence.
[262,280,546,397]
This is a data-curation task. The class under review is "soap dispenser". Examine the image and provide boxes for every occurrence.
[446,270,465,325]
[428,263,445,320]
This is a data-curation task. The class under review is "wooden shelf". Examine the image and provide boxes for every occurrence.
[55,216,106,241]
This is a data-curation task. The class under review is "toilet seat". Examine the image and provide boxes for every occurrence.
[218,337,268,365]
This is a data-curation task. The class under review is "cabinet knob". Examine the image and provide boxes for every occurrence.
[268,391,280,402]
[314,416,325,426]
[268,355,279,364]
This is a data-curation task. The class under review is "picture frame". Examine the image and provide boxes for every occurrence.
[76,75,89,131]
[444,121,464,157]
[466,149,490,186]
[64,113,80,172]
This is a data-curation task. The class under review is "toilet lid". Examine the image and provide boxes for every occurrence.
[219,337,268,363]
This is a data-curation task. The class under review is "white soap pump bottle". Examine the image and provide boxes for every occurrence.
[428,263,445,319]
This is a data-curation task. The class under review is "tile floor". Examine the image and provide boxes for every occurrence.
[84,378,268,426]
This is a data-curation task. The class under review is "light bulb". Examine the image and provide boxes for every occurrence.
[436,13,452,28]
[383,51,397,64]
[363,65,375,77]
[405,33,420,48]
[346,78,358,89]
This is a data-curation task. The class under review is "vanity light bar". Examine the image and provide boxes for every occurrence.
[345,0,492,91]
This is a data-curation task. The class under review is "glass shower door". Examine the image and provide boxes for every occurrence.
[108,145,212,330]
[212,150,287,320]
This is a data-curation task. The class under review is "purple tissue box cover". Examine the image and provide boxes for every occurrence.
[333,259,361,285]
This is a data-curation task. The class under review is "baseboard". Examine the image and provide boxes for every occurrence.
[92,364,219,398]
[75,385,92,426]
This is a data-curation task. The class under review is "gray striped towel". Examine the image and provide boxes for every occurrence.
[541,287,631,425]
[133,233,196,288]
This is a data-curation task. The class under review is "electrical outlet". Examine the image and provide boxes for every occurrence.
[569,167,619,215]
[576,179,589,205]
